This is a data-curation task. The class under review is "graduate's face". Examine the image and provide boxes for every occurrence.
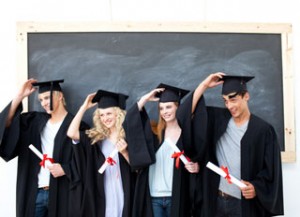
[38,91,61,114]
[38,91,52,113]
[159,102,178,122]
[98,107,117,129]
[222,92,249,118]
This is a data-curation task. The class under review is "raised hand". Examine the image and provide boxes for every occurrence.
[82,92,98,110]
[137,88,165,110]
[17,78,38,99]
[201,72,226,89]
[192,72,226,113]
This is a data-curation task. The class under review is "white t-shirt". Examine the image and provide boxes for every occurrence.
[38,120,62,188]
[148,139,175,197]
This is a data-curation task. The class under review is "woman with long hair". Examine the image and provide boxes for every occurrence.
[126,83,201,217]
[67,90,134,217]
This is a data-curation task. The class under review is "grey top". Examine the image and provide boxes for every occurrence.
[216,118,248,199]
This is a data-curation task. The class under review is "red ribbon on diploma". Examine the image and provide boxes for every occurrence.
[106,157,116,166]
[39,154,54,168]
[186,156,191,162]
[221,166,232,184]
[171,151,184,169]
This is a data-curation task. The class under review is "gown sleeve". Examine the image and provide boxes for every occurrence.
[0,102,12,142]
[191,95,208,163]
[61,121,90,186]
[0,102,32,161]
[250,125,284,215]
[177,93,208,217]
[72,130,91,182]
[125,103,156,171]
[176,92,193,156]
[176,92,208,162]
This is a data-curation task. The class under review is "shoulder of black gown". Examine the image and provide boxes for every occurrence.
[206,106,230,120]
[176,91,193,127]
[206,106,230,130]
[207,106,231,144]
[125,103,156,171]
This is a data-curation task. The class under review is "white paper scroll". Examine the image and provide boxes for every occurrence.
[206,161,246,188]
[165,138,188,165]
[29,144,53,168]
[98,148,119,174]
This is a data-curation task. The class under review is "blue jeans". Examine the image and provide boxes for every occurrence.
[151,197,172,217]
[34,189,49,217]
[214,195,241,217]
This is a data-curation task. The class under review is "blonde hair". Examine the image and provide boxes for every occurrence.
[86,107,126,144]
[53,91,67,107]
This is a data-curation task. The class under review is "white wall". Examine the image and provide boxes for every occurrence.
[0,1,299,216]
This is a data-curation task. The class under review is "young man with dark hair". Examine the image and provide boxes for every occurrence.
[192,72,284,217]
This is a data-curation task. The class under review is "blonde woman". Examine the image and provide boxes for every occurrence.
[67,90,134,217]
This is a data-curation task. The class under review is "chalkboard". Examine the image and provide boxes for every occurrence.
[17,22,294,162]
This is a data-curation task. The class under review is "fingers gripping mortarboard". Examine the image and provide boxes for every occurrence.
[32,79,64,111]
[92,90,129,110]
[221,75,254,95]
[155,83,189,103]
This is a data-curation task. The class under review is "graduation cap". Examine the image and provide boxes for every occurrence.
[156,83,189,103]
[92,90,129,110]
[32,79,64,111]
[221,75,254,95]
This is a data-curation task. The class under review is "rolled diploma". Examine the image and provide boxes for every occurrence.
[98,148,119,174]
[165,138,188,165]
[29,144,53,167]
[206,161,246,188]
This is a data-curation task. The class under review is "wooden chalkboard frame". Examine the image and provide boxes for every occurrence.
[16,22,295,162]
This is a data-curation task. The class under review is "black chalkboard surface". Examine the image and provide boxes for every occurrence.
[27,32,284,150]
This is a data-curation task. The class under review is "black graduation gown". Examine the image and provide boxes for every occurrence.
[126,93,203,217]
[189,95,208,217]
[72,130,134,217]
[201,106,284,217]
[0,102,88,217]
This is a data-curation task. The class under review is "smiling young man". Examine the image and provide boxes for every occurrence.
[192,72,284,217]
[0,78,87,217]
